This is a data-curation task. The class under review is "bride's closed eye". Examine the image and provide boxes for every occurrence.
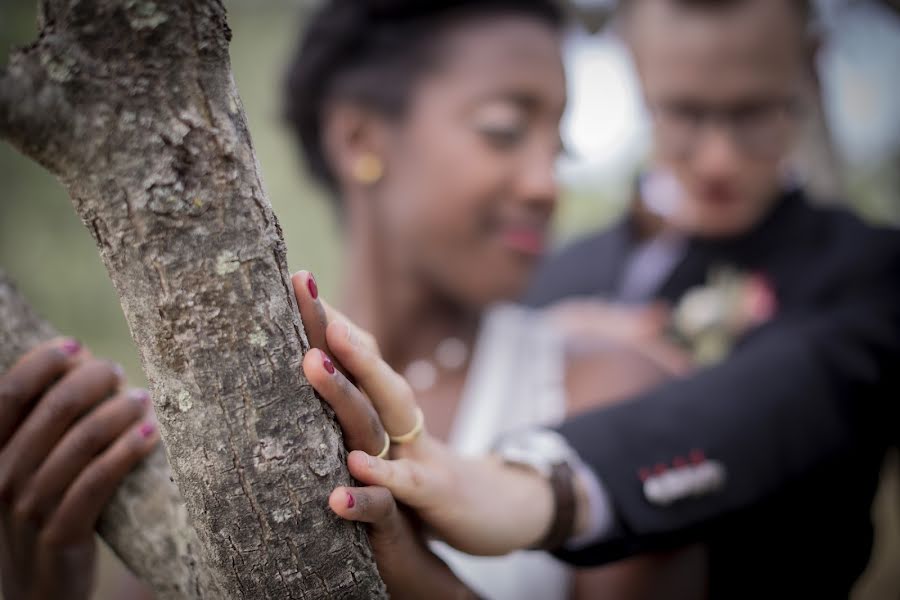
[472,100,529,151]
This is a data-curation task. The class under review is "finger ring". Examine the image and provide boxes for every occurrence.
[376,430,391,459]
[390,407,424,445]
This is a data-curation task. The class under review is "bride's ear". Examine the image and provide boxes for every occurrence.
[321,102,391,192]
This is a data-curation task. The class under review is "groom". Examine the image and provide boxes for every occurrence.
[520,0,900,596]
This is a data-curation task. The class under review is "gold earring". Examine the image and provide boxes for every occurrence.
[352,153,384,185]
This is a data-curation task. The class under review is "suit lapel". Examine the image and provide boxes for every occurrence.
[653,189,809,304]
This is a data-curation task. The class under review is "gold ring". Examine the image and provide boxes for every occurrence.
[376,431,391,459]
[390,407,425,445]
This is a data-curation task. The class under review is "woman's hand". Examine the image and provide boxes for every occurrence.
[294,272,481,599]
[329,485,480,600]
[292,272,558,559]
[0,339,159,600]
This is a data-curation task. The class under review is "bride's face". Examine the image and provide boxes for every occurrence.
[369,16,566,309]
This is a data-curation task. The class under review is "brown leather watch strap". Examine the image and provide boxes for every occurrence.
[534,462,577,551]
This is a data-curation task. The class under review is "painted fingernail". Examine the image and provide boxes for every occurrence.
[139,422,156,439]
[346,491,355,509]
[307,273,319,300]
[129,389,151,407]
[60,338,81,356]
[322,352,335,375]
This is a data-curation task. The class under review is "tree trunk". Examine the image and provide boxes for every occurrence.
[0,270,223,599]
[0,1,386,598]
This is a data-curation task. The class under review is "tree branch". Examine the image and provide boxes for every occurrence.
[2,0,387,596]
[0,44,77,176]
[0,270,223,599]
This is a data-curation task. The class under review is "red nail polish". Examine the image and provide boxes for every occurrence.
[139,423,156,438]
[60,339,81,356]
[323,353,335,375]
[307,274,319,300]
[346,492,355,509]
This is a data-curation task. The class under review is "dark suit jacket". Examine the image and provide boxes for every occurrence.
[525,190,900,598]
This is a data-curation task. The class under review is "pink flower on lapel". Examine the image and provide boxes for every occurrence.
[741,274,778,327]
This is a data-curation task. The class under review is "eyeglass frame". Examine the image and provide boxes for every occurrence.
[648,96,803,160]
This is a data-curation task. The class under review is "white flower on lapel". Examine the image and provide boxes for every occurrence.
[672,267,778,365]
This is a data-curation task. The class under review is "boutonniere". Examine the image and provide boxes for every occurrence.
[672,267,777,365]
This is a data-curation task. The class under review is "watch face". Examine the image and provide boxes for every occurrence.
[494,429,574,475]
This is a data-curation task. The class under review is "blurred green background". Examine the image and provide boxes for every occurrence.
[1,1,334,384]
[0,0,626,386]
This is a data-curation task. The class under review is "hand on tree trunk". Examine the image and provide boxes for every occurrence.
[293,271,557,558]
[0,339,158,600]
[293,271,481,600]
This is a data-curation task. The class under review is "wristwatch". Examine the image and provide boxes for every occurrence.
[492,428,579,551]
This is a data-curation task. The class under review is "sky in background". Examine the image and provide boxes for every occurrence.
[819,0,900,165]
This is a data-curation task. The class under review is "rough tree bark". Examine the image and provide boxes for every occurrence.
[0,1,386,598]
[0,270,222,599]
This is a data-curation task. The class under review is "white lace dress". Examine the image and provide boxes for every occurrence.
[429,304,572,600]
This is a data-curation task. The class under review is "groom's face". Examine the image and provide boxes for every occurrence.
[627,0,810,238]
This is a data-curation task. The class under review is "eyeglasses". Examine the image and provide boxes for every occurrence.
[650,98,800,159]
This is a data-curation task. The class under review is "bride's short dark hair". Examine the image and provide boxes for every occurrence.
[283,0,565,192]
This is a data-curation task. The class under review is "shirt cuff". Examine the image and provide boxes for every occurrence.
[565,456,614,550]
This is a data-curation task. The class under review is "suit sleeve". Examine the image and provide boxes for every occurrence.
[553,233,900,566]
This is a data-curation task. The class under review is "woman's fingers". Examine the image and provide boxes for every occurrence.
[328,485,398,530]
[14,389,151,525]
[303,349,387,456]
[0,338,84,445]
[0,359,122,504]
[329,485,417,566]
[40,419,159,546]
[293,270,419,452]
[292,270,361,380]
[326,321,421,443]
[319,302,381,357]
[346,451,438,510]
[291,271,330,355]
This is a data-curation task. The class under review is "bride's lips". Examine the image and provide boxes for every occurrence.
[498,226,547,256]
